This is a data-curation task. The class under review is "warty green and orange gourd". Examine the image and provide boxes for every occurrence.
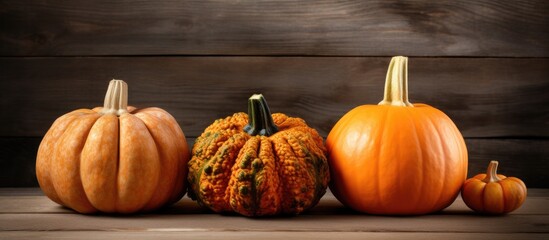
[36,80,190,214]
[188,94,329,216]
[326,56,468,215]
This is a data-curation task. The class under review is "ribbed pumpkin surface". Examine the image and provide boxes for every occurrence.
[188,110,329,216]
[36,80,190,214]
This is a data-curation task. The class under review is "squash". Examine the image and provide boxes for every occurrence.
[326,56,468,215]
[36,79,190,214]
[188,94,329,216]
[461,161,527,214]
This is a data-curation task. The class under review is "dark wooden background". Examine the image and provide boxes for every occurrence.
[1,0,548,187]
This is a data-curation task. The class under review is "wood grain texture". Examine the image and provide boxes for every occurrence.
[464,139,549,188]
[1,232,548,240]
[0,190,548,235]
[0,215,548,233]
[1,188,548,214]
[1,0,547,56]
[1,57,547,138]
[1,137,547,187]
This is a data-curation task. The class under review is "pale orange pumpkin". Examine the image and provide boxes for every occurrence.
[326,56,468,215]
[36,80,190,214]
[461,161,527,214]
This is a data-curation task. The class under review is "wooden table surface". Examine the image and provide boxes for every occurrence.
[0,188,547,240]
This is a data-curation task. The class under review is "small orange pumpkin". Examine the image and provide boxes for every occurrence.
[461,161,527,214]
[326,56,468,215]
[36,79,190,214]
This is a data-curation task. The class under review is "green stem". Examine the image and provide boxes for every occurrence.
[243,94,278,136]
[100,79,128,115]
[378,56,413,107]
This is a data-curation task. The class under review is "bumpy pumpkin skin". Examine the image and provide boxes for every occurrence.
[36,80,190,214]
[188,112,329,217]
[327,104,468,215]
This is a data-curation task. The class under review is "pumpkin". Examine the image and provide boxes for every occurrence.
[461,161,527,214]
[188,94,329,216]
[36,79,190,214]
[326,56,468,215]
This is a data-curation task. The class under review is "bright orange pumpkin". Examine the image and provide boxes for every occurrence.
[461,161,527,214]
[36,79,190,214]
[326,56,468,215]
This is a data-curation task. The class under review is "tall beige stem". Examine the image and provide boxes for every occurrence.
[100,79,128,115]
[378,56,413,107]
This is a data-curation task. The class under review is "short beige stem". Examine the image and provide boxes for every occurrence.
[378,56,413,107]
[482,160,502,183]
[100,79,128,115]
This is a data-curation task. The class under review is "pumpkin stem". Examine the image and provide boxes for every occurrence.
[243,94,278,136]
[378,56,413,107]
[482,160,502,183]
[100,79,129,116]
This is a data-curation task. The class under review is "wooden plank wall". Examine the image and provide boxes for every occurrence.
[1,0,548,187]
